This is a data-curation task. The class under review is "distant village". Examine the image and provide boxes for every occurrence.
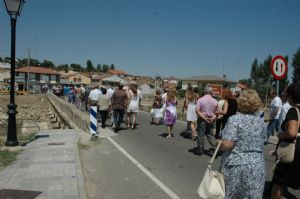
[0,61,246,97]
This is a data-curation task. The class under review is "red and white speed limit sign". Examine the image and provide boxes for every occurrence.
[270,55,288,80]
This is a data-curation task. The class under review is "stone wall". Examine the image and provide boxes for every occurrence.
[47,94,90,132]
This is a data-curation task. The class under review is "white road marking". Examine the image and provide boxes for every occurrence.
[107,136,181,199]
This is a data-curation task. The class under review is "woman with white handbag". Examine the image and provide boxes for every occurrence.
[271,83,300,198]
[220,89,267,198]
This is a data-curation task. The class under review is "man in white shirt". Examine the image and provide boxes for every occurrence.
[277,89,292,133]
[267,88,282,137]
[88,86,102,104]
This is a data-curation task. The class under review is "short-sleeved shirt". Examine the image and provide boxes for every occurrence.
[270,96,282,119]
[281,106,300,133]
[89,89,102,101]
[222,114,267,166]
[196,94,218,118]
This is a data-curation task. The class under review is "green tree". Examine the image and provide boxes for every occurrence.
[86,60,95,72]
[250,56,272,99]
[40,60,55,68]
[176,80,182,90]
[292,47,300,83]
[102,64,109,73]
[70,63,83,72]
[96,64,102,72]
[238,79,252,88]
[4,57,11,62]
[110,64,115,70]
[19,58,40,67]
[57,64,69,72]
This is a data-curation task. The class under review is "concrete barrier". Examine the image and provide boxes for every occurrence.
[47,94,90,132]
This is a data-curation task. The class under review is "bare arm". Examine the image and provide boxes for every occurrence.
[278,120,299,140]
[216,100,228,115]
[221,140,235,150]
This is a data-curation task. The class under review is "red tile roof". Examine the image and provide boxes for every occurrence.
[16,66,59,75]
[108,69,127,75]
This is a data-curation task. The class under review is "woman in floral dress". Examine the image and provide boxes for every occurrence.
[221,89,267,198]
[164,91,177,138]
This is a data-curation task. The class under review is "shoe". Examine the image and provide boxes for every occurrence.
[194,148,203,156]
[166,135,171,139]
[101,125,105,129]
[91,134,98,140]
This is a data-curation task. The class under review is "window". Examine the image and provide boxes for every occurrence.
[29,74,36,80]
[41,75,49,82]
[78,78,82,82]
[73,78,77,82]
[50,75,56,81]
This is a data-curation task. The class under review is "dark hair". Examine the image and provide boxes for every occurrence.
[102,88,107,94]
[193,87,199,94]
[287,83,300,104]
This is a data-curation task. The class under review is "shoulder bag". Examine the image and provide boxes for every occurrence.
[276,107,300,164]
[197,141,225,199]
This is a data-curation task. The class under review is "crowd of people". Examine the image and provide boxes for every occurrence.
[54,82,300,199]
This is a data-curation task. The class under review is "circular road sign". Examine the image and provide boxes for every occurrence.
[270,55,288,80]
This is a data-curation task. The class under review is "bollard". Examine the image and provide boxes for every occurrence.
[90,106,98,139]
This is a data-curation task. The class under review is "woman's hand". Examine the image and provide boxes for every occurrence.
[221,140,235,151]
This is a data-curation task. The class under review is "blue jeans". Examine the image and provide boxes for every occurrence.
[267,119,279,137]
[197,118,216,149]
[113,109,125,129]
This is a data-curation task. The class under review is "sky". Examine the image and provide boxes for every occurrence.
[0,0,300,81]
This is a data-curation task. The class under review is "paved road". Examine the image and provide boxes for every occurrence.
[80,111,300,199]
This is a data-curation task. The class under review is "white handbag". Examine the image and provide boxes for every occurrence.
[197,141,225,199]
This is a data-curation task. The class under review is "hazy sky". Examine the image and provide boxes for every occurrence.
[0,0,299,81]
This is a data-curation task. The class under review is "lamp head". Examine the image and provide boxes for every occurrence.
[4,0,25,18]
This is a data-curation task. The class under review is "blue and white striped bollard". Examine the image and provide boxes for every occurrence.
[90,106,98,136]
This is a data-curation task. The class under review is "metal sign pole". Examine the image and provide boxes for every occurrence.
[276,80,279,96]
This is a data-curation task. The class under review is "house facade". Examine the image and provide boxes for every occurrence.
[15,66,60,90]
[60,73,91,85]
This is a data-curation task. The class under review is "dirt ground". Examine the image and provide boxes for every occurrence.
[0,95,50,136]
[0,95,49,108]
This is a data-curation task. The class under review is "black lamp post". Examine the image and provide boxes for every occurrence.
[4,0,25,147]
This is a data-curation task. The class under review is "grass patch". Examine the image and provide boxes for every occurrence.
[78,142,90,150]
[19,132,37,141]
[77,136,102,150]
[0,150,19,169]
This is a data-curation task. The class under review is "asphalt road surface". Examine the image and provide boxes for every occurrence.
[80,111,300,199]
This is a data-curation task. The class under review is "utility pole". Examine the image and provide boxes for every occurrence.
[27,48,30,91]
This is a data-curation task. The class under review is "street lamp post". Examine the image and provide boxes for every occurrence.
[4,0,25,146]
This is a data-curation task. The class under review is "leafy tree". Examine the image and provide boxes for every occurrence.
[70,63,83,72]
[96,64,102,72]
[40,59,55,68]
[4,57,11,62]
[18,58,40,67]
[110,64,115,70]
[0,57,3,61]
[57,64,69,72]
[250,56,272,99]
[176,80,182,90]
[102,64,109,73]
[292,47,300,83]
[86,60,95,72]
[238,79,252,88]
